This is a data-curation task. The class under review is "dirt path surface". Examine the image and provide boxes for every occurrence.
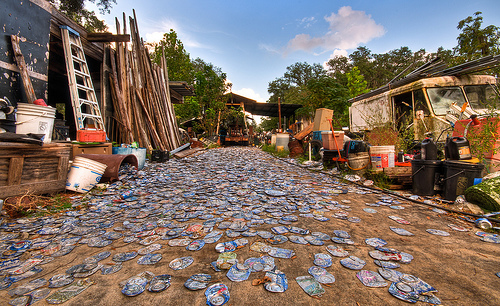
[0,147,499,305]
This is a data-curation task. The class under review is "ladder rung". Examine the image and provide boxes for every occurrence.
[72,55,86,63]
[79,98,99,106]
[81,113,103,119]
[74,70,90,78]
[76,84,94,92]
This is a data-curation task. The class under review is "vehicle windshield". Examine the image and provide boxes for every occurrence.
[426,87,466,116]
[464,85,498,110]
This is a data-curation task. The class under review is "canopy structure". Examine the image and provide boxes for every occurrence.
[226,93,302,117]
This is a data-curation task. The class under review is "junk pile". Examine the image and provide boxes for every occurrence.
[108,11,183,152]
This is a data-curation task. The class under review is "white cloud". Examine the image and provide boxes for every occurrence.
[258,43,281,55]
[286,6,385,53]
[233,88,266,102]
[298,16,316,28]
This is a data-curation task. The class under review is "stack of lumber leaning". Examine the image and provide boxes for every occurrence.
[108,10,181,152]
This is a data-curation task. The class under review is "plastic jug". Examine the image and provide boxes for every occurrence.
[421,138,437,160]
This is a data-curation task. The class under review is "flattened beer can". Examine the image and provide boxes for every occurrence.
[475,218,492,230]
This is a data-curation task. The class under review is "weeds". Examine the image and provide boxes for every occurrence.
[4,193,76,218]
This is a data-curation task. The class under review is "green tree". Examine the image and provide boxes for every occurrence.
[455,11,500,61]
[259,117,279,132]
[192,61,231,136]
[268,62,326,103]
[346,66,368,99]
[49,0,114,32]
[150,30,193,83]
[325,55,352,86]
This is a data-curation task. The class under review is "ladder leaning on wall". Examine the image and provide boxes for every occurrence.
[60,25,106,142]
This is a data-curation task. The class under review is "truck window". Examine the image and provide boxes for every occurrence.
[413,89,429,116]
[426,87,466,116]
[464,85,497,110]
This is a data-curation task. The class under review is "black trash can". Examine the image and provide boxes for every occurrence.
[411,159,443,196]
[442,160,484,201]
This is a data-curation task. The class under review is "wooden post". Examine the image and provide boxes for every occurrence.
[10,35,36,103]
[278,97,282,132]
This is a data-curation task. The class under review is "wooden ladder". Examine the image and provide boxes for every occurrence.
[60,25,105,137]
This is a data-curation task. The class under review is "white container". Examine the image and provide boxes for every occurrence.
[275,133,289,151]
[66,157,107,193]
[370,146,395,169]
[270,134,277,146]
[16,103,56,143]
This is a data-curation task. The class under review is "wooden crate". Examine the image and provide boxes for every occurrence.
[0,143,71,198]
[383,166,413,185]
[71,143,112,159]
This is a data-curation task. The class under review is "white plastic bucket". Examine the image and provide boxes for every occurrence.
[270,134,277,146]
[66,157,107,193]
[16,103,56,143]
[370,146,395,169]
[276,133,289,151]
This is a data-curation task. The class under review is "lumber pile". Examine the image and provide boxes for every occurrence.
[108,10,182,151]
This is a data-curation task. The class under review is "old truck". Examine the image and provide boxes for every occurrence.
[349,74,498,141]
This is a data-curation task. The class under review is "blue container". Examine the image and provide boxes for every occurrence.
[112,147,147,169]
[313,130,329,141]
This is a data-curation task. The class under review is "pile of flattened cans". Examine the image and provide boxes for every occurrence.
[0,148,443,305]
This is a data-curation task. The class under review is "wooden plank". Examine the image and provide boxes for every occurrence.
[294,123,314,141]
[10,35,36,103]
[0,180,67,198]
[173,147,204,159]
[7,157,23,186]
[86,33,130,42]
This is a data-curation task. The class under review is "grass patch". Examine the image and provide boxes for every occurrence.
[261,144,290,158]
[4,193,78,218]
[364,169,394,189]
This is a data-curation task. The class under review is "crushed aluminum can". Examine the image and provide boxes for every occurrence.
[148,274,171,292]
[100,262,122,275]
[264,270,288,293]
[113,251,138,262]
[356,270,388,287]
[186,239,205,251]
[226,263,250,282]
[121,276,147,297]
[326,245,349,257]
[267,247,295,259]
[308,266,335,284]
[169,256,194,270]
[216,252,238,270]
[295,275,325,297]
[340,256,366,270]
[475,218,492,230]
[137,253,162,265]
[184,274,210,290]
[205,283,230,306]
[313,253,332,268]
[48,274,74,288]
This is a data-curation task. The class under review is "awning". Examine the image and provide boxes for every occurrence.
[226,93,302,117]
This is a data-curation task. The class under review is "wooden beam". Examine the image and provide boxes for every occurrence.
[10,35,37,103]
[86,33,130,42]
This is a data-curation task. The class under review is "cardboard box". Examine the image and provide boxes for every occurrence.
[313,108,333,131]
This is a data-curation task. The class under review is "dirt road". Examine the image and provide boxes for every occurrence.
[0,147,498,305]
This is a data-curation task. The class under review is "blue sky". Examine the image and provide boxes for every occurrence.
[90,0,500,102]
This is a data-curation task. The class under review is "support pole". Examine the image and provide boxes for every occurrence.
[278,97,282,132]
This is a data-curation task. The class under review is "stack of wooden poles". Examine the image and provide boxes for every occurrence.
[108,10,181,152]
